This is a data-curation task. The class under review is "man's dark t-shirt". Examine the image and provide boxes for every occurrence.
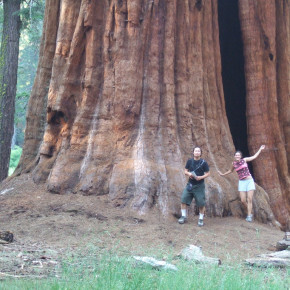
[185,158,209,185]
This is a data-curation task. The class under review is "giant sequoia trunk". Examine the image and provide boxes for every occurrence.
[239,0,290,228]
[15,0,289,229]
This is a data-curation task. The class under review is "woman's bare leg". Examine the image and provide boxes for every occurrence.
[247,190,254,216]
[239,191,247,213]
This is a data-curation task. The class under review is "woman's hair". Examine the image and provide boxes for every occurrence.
[235,150,243,157]
[193,146,202,155]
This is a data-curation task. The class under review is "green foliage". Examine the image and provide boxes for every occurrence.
[13,1,45,146]
[14,91,29,146]
[14,1,45,146]
[9,145,22,175]
[18,1,45,29]
[0,248,289,289]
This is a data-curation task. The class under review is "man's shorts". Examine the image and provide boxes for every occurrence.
[181,182,205,207]
[238,178,256,192]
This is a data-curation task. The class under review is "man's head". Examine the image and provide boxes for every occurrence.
[193,146,202,159]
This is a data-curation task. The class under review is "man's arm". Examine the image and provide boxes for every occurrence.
[195,171,210,181]
[185,168,195,179]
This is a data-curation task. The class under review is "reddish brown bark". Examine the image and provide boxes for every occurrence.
[239,0,290,228]
[15,0,289,228]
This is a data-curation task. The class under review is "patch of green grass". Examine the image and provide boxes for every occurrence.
[0,247,289,289]
[9,145,22,175]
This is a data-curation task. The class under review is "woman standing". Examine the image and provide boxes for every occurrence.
[218,145,265,222]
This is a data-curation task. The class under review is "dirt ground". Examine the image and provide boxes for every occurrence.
[0,173,285,277]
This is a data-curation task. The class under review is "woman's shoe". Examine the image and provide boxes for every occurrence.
[246,215,253,222]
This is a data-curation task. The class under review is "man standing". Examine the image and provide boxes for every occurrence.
[178,147,210,226]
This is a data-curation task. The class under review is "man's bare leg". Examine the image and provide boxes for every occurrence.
[199,206,205,215]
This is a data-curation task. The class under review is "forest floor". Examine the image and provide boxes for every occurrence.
[0,173,285,278]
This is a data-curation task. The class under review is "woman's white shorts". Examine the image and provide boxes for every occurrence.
[238,178,256,192]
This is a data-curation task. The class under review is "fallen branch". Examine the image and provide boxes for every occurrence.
[0,272,45,279]
[245,250,290,268]
[178,245,221,265]
[133,256,178,271]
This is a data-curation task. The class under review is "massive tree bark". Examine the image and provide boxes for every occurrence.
[239,0,290,229]
[15,0,60,174]
[16,0,289,228]
[0,0,21,182]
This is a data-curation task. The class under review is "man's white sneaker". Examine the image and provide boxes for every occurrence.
[178,216,187,224]
[198,219,204,227]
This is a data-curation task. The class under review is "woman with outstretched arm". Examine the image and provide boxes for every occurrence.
[217,145,265,222]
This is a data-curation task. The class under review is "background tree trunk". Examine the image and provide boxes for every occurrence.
[0,0,21,182]
[16,0,289,228]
